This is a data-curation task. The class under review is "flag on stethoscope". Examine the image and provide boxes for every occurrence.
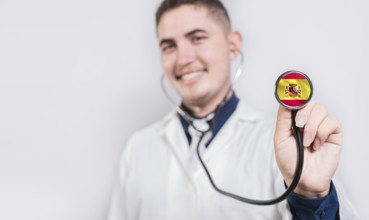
[275,71,313,109]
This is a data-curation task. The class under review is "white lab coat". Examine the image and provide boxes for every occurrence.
[108,101,359,220]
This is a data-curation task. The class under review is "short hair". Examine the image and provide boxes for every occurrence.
[156,0,231,32]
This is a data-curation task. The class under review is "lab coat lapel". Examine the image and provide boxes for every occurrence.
[192,117,237,178]
[160,110,193,178]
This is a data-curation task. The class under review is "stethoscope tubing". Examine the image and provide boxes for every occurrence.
[160,49,305,205]
[195,109,304,205]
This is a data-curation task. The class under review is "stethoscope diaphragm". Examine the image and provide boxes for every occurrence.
[275,71,313,110]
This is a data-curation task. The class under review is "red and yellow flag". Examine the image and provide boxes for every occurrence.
[276,72,312,108]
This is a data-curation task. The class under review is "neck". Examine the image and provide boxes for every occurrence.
[183,89,233,118]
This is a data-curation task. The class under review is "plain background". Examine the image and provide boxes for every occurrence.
[0,0,367,219]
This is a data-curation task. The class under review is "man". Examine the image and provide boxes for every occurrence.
[108,0,358,219]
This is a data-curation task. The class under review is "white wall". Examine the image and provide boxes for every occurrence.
[0,0,367,219]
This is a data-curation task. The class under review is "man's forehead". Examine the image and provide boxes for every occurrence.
[157,4,216,38]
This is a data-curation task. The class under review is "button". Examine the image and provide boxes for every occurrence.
[320,210,326,219]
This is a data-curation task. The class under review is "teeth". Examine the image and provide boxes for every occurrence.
[181,71,203,80]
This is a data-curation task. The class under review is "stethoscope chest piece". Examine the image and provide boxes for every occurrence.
[275,71,313,110]
[193,119,210,133]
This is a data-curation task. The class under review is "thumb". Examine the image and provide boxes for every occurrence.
[275,100,315,144]
[275,105,293,142]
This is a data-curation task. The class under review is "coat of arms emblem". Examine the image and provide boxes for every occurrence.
[285,84,301,98]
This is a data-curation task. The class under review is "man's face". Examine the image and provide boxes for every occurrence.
[157,5,233,108]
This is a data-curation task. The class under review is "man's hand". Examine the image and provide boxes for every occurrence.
[274,99,342,198]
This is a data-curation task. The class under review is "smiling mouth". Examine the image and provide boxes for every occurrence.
[176,69,207,81]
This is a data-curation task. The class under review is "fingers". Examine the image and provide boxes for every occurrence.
[295,100,342,150]
[312,115,342,150]
[302,103,328,147]
[295,99,315,128]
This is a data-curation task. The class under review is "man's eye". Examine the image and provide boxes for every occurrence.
[192,36,206,43]
[162,43,176,52]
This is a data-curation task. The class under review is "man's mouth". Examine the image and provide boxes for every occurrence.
[176,69,207,81]
[180,71,203,80]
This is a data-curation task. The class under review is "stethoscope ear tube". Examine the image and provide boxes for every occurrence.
[196,109,304,205]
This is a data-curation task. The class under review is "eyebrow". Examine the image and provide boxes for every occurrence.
[185,29,207,38]
[159,29,208,47]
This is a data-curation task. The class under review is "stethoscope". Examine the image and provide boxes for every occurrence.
[161,51,313,205]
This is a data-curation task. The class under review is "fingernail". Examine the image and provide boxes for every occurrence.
[296,112,307,128]
[303,132,312,147]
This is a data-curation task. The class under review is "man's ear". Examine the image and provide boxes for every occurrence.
[228,31,243,60]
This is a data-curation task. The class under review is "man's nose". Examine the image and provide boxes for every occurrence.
[176,42,196,67]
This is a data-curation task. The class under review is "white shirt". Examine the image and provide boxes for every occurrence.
[108,101,359,220]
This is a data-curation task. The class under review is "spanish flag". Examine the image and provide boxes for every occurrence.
[276,72,312,108]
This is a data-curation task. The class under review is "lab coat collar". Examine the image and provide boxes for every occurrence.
[179,94,240,147]
[159,100,263,132]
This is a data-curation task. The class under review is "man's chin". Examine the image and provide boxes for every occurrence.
[181,93,209,107]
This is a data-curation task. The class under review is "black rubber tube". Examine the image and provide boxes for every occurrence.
[196,109,304,205]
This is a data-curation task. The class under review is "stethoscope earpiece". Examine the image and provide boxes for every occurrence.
[275,71,313,110]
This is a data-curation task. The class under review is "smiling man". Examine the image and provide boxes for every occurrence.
[108,0,358,219]
[157,2,239,116]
